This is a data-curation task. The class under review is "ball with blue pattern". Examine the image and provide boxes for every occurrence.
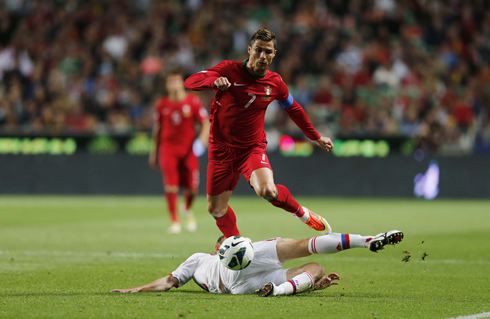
[218,236,254,271]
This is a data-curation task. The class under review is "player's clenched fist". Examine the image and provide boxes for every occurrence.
[214,77,231,91]
[315,137,334,152]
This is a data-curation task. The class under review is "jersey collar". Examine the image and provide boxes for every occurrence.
[242,59,266,79]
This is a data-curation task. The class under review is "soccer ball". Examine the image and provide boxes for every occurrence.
[219,236,254,271]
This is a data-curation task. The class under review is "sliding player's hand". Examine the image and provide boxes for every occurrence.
[111,287,143,293]
[312,272,340,291]
[214,77,231,91]
[315,137,334,152]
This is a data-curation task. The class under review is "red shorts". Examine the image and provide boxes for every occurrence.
[207,142,272,196]
[159,151,199,191]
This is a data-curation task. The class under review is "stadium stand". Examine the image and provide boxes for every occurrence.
[0,0,489,154]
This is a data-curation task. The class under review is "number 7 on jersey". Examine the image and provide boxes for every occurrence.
[244,93,256,108]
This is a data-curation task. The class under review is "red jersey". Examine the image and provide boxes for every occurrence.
[184,60,320,148]
[154,93,208,156]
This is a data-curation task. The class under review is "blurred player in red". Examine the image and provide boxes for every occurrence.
[184,28,334,238]
[150,69,210,234]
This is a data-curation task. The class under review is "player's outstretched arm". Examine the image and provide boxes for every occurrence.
[184,61,231,91]
[111,275,178,293]
[185,73,231,91]
[314,136,334,152]
[281,99,334,151]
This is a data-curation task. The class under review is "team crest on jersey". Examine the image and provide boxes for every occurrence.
[182,104,191,117]
[261,86,272,100]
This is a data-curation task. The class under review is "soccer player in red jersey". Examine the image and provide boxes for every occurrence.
[150,69,210,234]
[183,28,334,238]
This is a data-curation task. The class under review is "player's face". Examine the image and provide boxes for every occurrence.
[166,74,184,93]
[248,40,276,72]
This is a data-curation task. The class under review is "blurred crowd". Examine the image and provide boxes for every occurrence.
[1,0,490,154]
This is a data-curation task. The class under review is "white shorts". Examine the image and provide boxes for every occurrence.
[228,238,289,294]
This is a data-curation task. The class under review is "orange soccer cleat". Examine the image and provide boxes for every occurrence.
[301,207,332,234]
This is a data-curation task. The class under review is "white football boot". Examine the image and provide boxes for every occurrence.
[180,204,197,232]
[366,230,404,252]
[168,222,182,235]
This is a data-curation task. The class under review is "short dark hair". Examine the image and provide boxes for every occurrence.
[165,66,184,78]
[216,236,226,246]
[250,28,277,49]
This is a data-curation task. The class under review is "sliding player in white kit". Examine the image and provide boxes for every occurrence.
[112,230,403,296]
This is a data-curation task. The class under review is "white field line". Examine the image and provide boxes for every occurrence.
[0,250,186,259]
[1,250,490,266]
[448,312,490,319]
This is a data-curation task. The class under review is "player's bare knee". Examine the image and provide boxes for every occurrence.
[255,184,276,200]
[164,186,178,193]
[310,263,325,280]
[317,264,326,279]
[207,203,226,218]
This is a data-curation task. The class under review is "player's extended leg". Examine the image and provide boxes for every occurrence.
[256,231,403,296]
[275,231,403,262]
[207,191,240,237]
[249,167,331,233]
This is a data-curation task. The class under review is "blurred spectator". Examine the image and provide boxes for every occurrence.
[373,59,401,89]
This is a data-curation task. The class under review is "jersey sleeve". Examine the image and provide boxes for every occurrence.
[153,99,164,125]
[184,61,232,91]
[275,76,290,104]
[170,253,206,288]
[283,101,321,140]
[274,77,321,140]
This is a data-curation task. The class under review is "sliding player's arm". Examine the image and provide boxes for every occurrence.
[276,80,334,151]
[111,253,204,293]
[111,275,178,293]
[184,61,232,91]
[149,100,163,170]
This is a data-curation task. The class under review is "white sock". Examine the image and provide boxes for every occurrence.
[274,271,315,296]
[294,206,310,222]
[308,233,373,254]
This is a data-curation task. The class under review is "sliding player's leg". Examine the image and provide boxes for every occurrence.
[160,154,181,234]
[256,231,404,296]
[274,231,404,263]
[246,164,331,234]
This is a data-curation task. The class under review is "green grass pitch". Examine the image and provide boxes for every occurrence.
[1,196,489,318]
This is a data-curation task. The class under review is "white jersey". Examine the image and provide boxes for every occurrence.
[170,238,289,294]
[171,253,224,293]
